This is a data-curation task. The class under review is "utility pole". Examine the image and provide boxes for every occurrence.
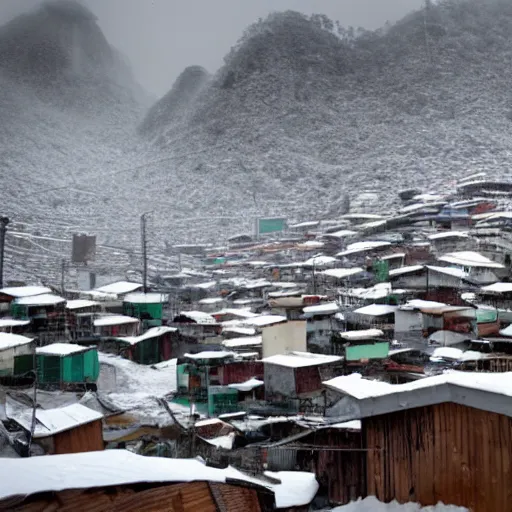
[0,217,9,289]
[60,259,66,296]
[140,212,150,294]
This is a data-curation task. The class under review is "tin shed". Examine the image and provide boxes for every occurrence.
[36,343,99,387]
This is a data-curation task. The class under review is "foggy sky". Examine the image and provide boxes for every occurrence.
[0,0,424,98]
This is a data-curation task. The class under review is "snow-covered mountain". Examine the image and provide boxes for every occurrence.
[5,0,512,283]
[142,1,512,218]
[0,1,151,281]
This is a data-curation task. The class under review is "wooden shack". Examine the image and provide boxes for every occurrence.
[264,421,364,506]
[116,326,178,364]
[93,314,140,338]
[0,450,277,511]
[324,372,512,511]
[6,402,104,456]
[262,352,343,409]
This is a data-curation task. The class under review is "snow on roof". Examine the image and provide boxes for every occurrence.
[426,266,468,279]
[222,336,262,348]
[0,286,51,298]
[116,326,178,345]
[98,353,177,421]
[323,371,512,420]
[339,329,384,341]
[123,293,167,304]
[262,351,342,368]
[185,351,236,361]
[438,251,505,269]
[222,326,257,336]
[342,283,394,301]
[389,265,424,277]
[430,329,471,344]
[94,281,142,295]
[228,378,264,391]
[380,253,406,261]
[0,332,33,350]
[353,304,397,317]
[198,297,225,305]
[323,373,393,399]
[322,267,365,279]
[413,193,446,202]
[7,403,103,439]
[0,318,30,328]
[192,281,218,290]
[481,282,512,294]
[359,219,388,230]
[242,315,287,328]
[303,302,340,316]
[176,311,217,324]
[0,450,318,509]
[14,294,66,306]
[298,241,325,248]
[65,299,100,310]
[323,229,357,239]
[80,290,118,301]
[289,220,320,229]
[430,347,464,361]
[263,470,319,508]
[499,324,512,337]
[303,255,338,267]
[458,172,487,183]
[333,496,469,510]
[428,231,469,240]
[36,343,93,356]
[329,420,362,430]
[401,299,447,310]
[213,308,258,319]
[475,211,512,223]
[337,241,391,257]
[93,315,140,327]
[339,213,384,220]
[244,279,272,290]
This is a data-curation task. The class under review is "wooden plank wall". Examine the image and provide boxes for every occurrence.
[296,429,366,505]
[52,420,104,455]
[365,403,512,511]
[9,481,266,512]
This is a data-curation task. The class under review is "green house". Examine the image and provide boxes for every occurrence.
[123,293,167,329]
[345,341,390,361]
[208,385,239,417]
[36,343,99,387]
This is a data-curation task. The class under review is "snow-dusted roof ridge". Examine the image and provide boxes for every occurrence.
[324,372,512,420]
[0,450,318,508]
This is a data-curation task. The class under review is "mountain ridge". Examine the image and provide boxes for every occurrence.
[5,0,512,282]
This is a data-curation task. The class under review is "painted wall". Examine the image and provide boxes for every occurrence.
[261,321,306,358]
[345,342,389,361]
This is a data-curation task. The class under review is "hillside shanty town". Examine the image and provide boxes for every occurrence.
[2,175,512,511]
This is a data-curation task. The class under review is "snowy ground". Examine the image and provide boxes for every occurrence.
[97,353,188,425]
[331,498,468,511]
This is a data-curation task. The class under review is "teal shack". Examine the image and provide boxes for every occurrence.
[122,293,167,329]
[36,343,99,390]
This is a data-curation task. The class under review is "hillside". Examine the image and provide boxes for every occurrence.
[6,0,512,283]
[0,1,151,282]
[141,1,512,220]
